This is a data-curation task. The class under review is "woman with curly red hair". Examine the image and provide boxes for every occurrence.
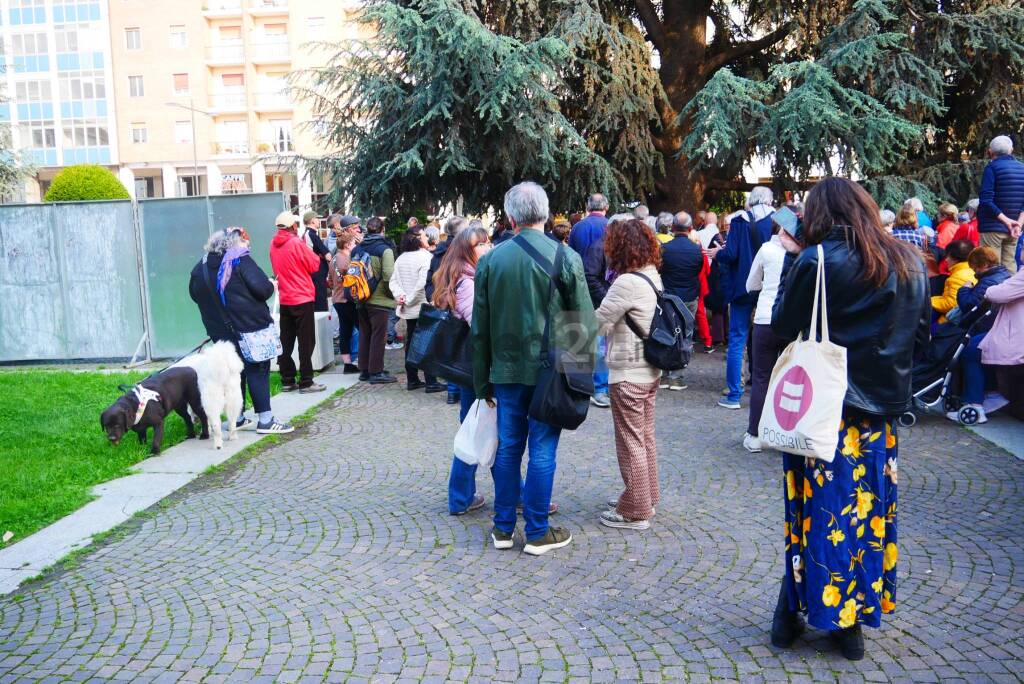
[594,218,664,531]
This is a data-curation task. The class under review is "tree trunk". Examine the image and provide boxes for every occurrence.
[648,2,713,213]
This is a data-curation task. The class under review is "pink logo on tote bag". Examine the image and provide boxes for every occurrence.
[773,365,813,431]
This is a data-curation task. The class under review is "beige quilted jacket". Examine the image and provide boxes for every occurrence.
[594,265,662,385]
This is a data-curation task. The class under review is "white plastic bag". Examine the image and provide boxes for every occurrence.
[454,400,498,467]
[758,245,848,462]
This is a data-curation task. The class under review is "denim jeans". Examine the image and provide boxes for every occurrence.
[387,309,399,343]
[448,385,525,514]
[447,382,460,397]
[593,336,609,396]
[961,334,988,405]
[492,383,562,540]
[726,301,754,402]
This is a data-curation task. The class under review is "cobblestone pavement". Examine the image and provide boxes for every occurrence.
[1,353,1022,683]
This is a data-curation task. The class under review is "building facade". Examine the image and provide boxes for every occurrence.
[2,0,360,207]
[0,0,119,200]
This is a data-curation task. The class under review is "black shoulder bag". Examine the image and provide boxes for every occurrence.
[515,235,594,431]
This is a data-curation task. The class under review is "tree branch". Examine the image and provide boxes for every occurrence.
[701,22,794,79]
[633,0,667,52]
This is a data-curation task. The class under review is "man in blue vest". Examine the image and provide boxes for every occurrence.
[978,135,1024,273]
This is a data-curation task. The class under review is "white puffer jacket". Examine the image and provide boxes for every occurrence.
[594,265,662,385]
[389,249,433,319]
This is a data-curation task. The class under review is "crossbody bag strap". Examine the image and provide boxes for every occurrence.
[201,255,238,338]
[621,271,660,340]
[514,234,564,360]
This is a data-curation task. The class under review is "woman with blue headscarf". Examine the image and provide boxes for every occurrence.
[189,227,293,434]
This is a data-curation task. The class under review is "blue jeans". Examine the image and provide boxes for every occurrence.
[448,385,480,513]
[726,301,754,402]
[447,382,460,397]
[593,336,609,396]
[492,383,562,540]
[961,334,988,405]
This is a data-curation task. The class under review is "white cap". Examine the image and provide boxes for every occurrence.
[275,210,299,227]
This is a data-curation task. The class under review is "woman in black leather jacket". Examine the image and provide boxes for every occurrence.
[768,178,929,661]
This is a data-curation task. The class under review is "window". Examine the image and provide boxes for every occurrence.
[219,25,241,41]
[173,73,190,96]
[18,120,56,149]
[125,28,141,50]
[15,80,52,102]
[11,32,48,56]
[131,124,147,144]
[58,71,105,100]
[264,22,287,36]
[62,119,109,147]
[174,121,192,144]
[128,75,144,97]
[308,16,324,38]
[222,73,244,88]
[55,26,78,52]
[169,25,187,48]
[270,119,292,152]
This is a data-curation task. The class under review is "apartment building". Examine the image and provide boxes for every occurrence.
[1,0,360,205]
[0,0,119,200]
[107,0,358,205]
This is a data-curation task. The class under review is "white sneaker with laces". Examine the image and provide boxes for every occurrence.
[743,434,763,453]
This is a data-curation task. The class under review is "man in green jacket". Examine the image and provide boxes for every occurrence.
[355,216,398,384]
[472,181,596,556]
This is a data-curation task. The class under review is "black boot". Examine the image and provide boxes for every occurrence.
[831,625,865,661]
[770,582,805,648]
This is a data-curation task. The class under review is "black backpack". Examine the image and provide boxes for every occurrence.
[623,272,694,371]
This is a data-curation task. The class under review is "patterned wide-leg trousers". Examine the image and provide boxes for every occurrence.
[609,379,660,520]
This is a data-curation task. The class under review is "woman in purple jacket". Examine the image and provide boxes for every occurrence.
[432,226,492,514]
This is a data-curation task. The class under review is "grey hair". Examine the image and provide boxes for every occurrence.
[990,135,1013,156]
[655,211,674,233]
[747,186,774,208]
[966,198,980,214]
[504,182,549,227]
[327,213,342,228]
[425,226,441,244]
[204,229,246,254]
[905,197,924,212]
[468,218,484,231]
[445,215,469,236]
[879,209,896,226]
[586,193,609,212]
[606,213,634,225]
[673,211,693,231]
[633,204,650,219]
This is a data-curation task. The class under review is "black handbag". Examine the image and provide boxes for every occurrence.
[408,304,474,388]
[515,235,594,431]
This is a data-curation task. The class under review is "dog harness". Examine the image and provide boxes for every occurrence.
[132,386,162,425]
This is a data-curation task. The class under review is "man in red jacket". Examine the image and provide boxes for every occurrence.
[270,210,326,393]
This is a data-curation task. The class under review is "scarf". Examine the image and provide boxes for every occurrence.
[216,247,249,305]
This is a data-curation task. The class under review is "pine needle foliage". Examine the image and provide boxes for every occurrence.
[300,0,1024,215]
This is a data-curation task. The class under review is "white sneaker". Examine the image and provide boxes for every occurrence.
[743,434,763,453]
[599,510,650,531]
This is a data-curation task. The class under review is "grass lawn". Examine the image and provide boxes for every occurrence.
[0,369,282,546]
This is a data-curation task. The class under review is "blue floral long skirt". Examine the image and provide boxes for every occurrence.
[781,413,899,631]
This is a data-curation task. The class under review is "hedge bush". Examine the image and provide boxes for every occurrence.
[44,164,130,202]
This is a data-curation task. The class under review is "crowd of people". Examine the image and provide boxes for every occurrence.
[181,134,1024,663]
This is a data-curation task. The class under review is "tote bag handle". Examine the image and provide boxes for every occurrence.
[807,244,830,344]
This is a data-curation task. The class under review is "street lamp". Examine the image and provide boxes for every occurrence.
[165,99,210,197]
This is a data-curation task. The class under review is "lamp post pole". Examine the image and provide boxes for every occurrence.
[166,100,211,197]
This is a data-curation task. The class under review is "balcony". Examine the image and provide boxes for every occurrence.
[254,91,292,111]
[255,138,295,155]
[249,40,290,64]
[208,91,248,113]
[205,43,244,65]
[212,140,249,156]
[202,0,243,18]
[249,0,288,15]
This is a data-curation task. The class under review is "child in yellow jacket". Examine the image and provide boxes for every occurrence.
[932,239,977,323]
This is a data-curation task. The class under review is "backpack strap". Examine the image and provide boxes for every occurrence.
[621,271,660,340]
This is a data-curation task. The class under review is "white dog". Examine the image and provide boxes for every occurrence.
[175,341,244,449]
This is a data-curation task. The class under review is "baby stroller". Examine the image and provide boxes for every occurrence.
[901,304,995,427]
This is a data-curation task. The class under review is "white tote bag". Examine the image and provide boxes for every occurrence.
[758,245,847,462]
[454,400,498,467]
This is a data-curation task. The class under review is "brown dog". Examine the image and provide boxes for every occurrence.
[100,367,209,455]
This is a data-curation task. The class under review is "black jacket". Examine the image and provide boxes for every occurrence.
[583,235,609,307]
[189,252,275,342]
[771,231,930,417]
[424,238,449,301]
[660,235,703,303]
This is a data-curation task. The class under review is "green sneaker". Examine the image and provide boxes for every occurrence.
[523,526,572,556]
[491,526,514,550]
